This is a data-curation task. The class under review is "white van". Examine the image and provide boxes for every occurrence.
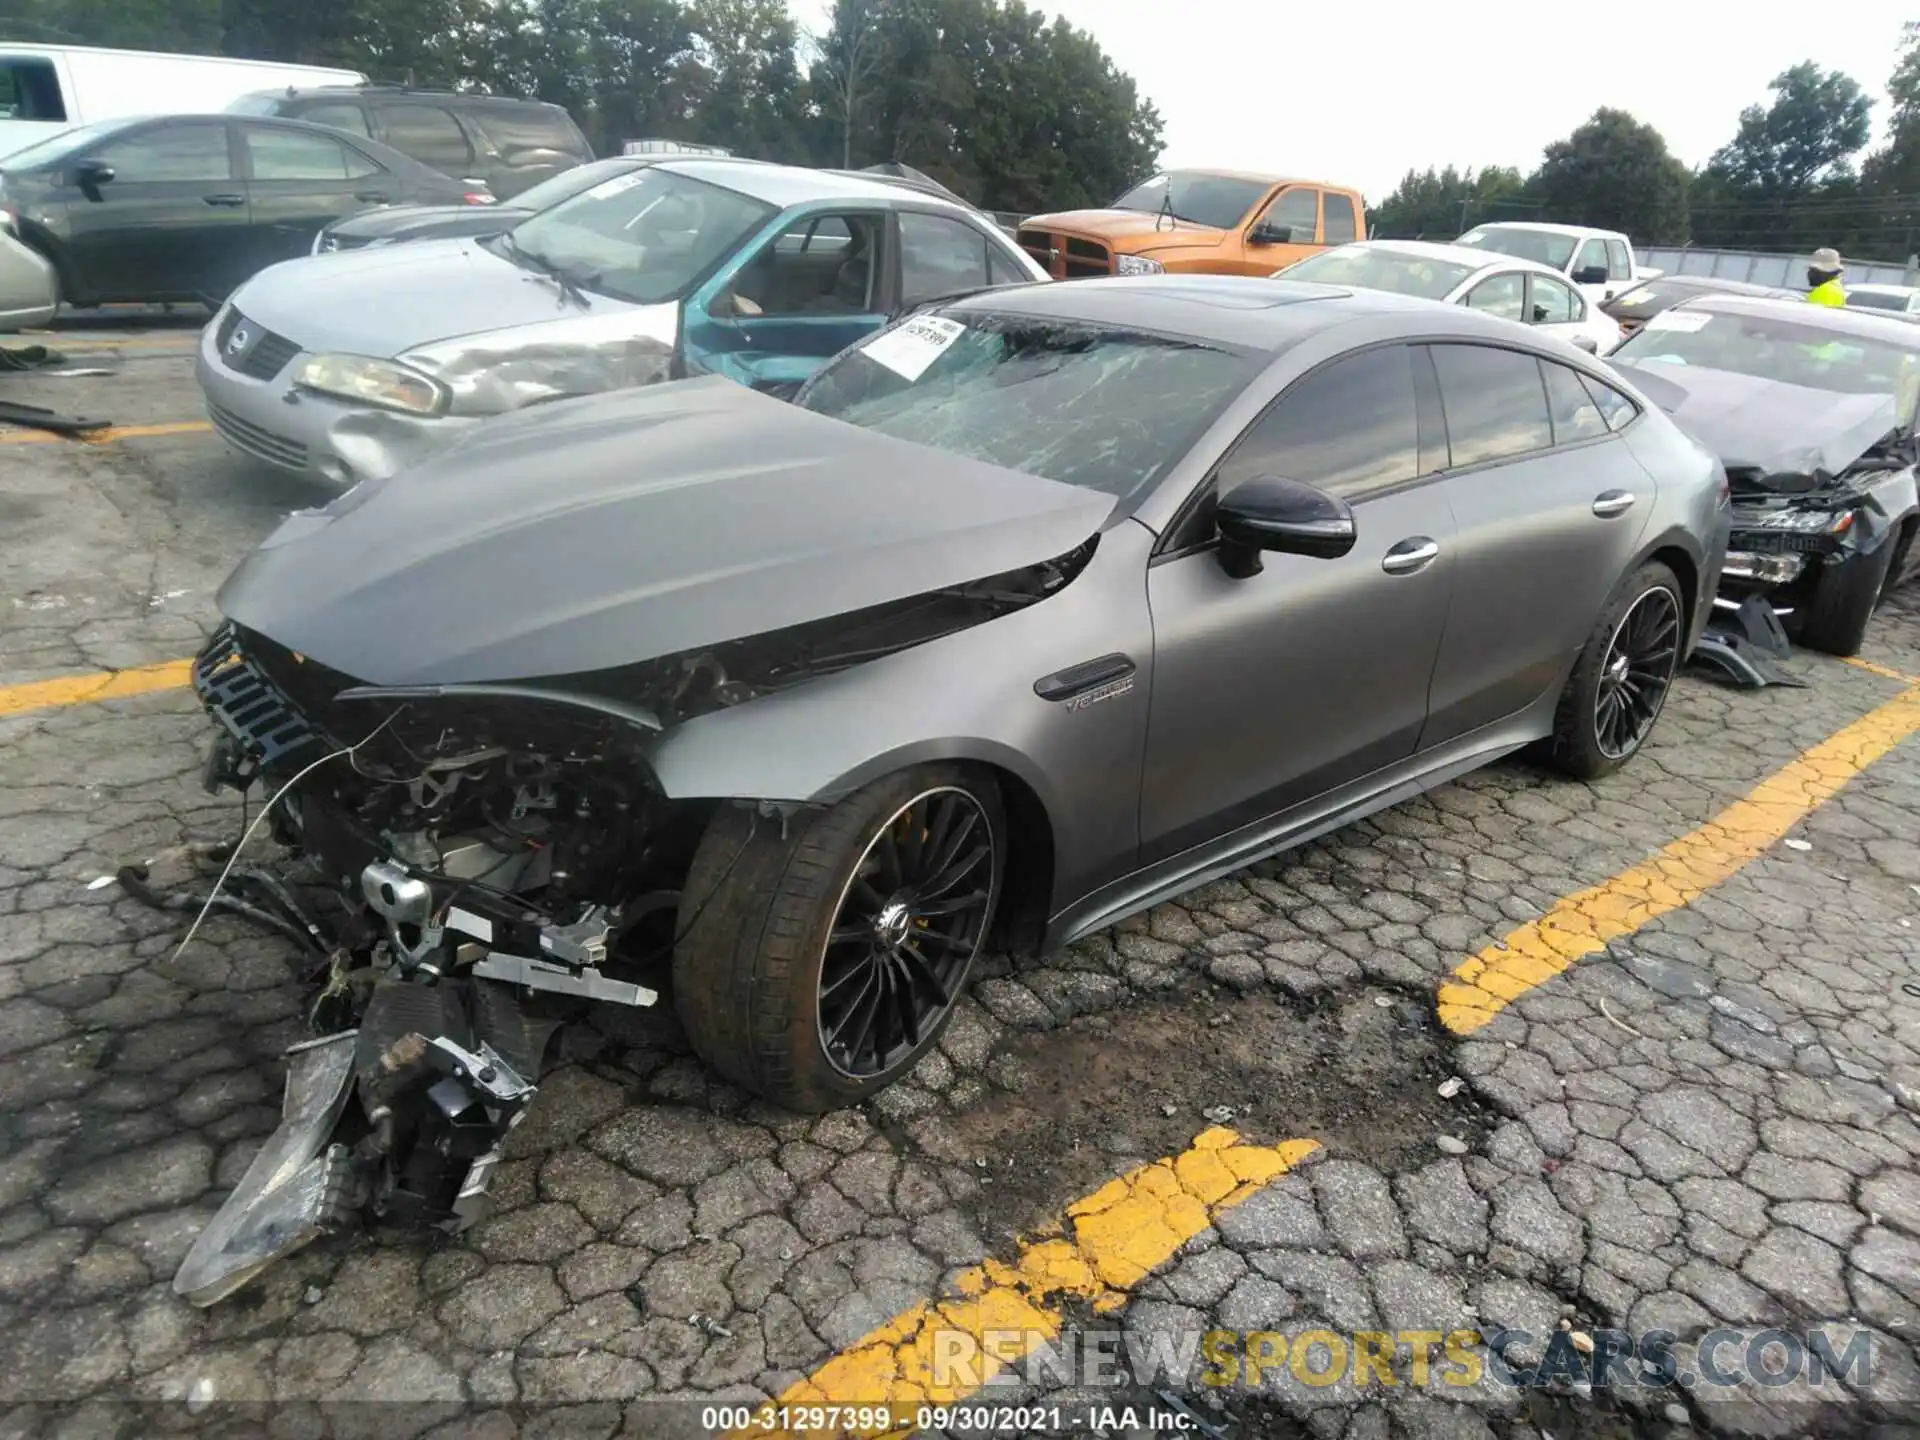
[0,44,366,158]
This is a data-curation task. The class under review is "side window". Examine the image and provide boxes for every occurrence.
[1218,345,1420,501]
[1322,192,1357,245]
[0,58,66,121]
[379,104,472,171]
[244,125,364,181]
[1604,239,1632,281]
[899,212,993,307]
[1580,373,1638,432]
[468,104,580,156]
[1464,272,1525,321]
[1528,274,1581,325]
[91,123,233,182]
[1574,238,1608,277]
[986,240,1029,285]
[1429,343,1554,468]
[1263,187,1320,241]
[731,212,882,316]
[1542,361,1609,444]
[297,103,372,139]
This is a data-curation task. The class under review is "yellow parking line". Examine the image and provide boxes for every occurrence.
[0,420,212,447]
[1438,680,1920,1034]
[0,658,194,719]
[738,1128,1320,1437]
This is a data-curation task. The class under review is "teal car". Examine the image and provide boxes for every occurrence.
[198,158,1049,486]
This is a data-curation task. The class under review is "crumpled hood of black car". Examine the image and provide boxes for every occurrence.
[1616,362,1897,490]
[216,378,1119,688]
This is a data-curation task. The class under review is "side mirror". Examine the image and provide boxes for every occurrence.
[1573,264,1608,286]
[1249,221,1293,246]
[73,159,115,189]
[1570,334,1599,354]
[708,290,762,319]
[1216,475,1357,578]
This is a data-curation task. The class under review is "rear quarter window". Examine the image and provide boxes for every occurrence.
[468,103,588,157]
[0,58,67,122]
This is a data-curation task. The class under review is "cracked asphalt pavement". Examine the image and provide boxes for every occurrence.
[4,321,1920,1440]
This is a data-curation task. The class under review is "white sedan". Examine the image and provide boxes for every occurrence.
[1273,239,1621,354]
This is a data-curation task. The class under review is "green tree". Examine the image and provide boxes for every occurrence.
[806,0,1160,212]
[1530,107,1690,244]
[1368,164,1530,239]
[1706,62,1871,193]
[1686,62,1872,253]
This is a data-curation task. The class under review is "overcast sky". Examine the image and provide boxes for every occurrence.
[785,1,1916,200]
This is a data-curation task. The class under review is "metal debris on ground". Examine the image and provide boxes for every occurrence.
[688,1313,733,1338]
[1437,1077,1465,1098]
[0,398,110,435]
[1783,837,1813,851]
[1202,1105,1236,1123]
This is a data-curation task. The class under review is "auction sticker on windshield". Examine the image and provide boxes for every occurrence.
[1646,310,1713,333]
[861,315,966,381]
[587,172,650,200]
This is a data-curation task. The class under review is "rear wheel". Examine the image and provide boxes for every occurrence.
[1544,560,1683,781]
[672,764,1003,1113]
[1793,542,1895,657]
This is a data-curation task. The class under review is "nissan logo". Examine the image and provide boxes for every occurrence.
[226,325,251,356]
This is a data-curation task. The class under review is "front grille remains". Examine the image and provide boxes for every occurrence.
[193,622,332,770]
[215,307,303,381]
[207,400,309,471]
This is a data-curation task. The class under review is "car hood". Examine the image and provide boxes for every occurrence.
[1021,208,1231,253]
[217,378,1118,689]
[1611,361,1899,490]
[327,204,528,242]
[230,237,640,355]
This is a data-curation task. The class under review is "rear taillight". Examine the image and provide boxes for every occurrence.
[462,192,495,206]
[1717,470,1731,506]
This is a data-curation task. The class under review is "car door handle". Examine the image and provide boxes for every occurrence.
[203,193,245,207]
[354,191,391,204]
[1381,538,1440,575]
[1593,490,1637,517]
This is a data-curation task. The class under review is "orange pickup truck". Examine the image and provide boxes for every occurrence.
[1016,169,1366,279]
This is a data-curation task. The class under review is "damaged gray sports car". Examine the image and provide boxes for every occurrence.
[174,275,1730,1304]
[1608,294,1920,657]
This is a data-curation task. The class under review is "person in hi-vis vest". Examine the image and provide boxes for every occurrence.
[1806,247,1847,307]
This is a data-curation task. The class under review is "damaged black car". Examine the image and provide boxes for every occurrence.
[1609,294,1920,657]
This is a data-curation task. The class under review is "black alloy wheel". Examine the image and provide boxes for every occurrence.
[1594,583,1681,761]
[817,786,996,1078]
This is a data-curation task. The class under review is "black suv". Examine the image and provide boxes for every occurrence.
[227,85,593,200]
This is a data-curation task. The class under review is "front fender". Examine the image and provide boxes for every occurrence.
[637,519,1157,910]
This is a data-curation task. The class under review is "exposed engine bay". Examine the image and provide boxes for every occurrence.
[167,538,1094,1305]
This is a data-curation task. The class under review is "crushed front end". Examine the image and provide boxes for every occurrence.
[170,537,1092,1304]
[1720,478,1881,612]
[174,622,689,1304]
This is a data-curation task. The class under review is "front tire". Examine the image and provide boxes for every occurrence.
[1544,560,1684,781]
[672,765,1004,1113]
[1793,542,1895,657]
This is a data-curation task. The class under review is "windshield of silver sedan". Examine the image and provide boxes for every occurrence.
[796,310,1258,496]
[489,167,775,305]
[1277,246,1477,299]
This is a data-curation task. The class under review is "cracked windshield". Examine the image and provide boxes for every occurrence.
[1614,308,1920,419]
[491,168,773,304]
[799,312,1257,495]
